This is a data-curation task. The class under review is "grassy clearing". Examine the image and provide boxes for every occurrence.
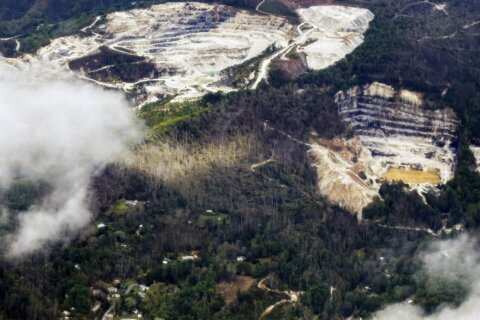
[257,257,273,265]
[383,167,441,184]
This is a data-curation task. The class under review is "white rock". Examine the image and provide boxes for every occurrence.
[296,6,374,70]
[36,2,293,103]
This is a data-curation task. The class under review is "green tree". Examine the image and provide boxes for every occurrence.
[302,283,330,314]
[67,284,92,315]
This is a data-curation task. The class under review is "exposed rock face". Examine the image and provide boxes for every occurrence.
[310,82,458,216]
[336,82,458,183]
[36,2,294,104]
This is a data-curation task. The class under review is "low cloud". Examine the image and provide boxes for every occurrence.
[0,60,142,257]
[373,234,480,320]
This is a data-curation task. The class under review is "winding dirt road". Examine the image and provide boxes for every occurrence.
[251,3,319,90]
[258,275,303,318]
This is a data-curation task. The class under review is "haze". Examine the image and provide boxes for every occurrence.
[0,61,142,257]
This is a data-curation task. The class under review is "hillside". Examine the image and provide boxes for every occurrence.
[1,1,480,320]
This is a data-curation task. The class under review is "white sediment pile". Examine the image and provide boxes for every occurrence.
[308,137,378,216]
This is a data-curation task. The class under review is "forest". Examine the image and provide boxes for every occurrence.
[1,0,480,319]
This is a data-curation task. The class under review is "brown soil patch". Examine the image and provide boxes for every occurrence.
[216,276,256,304]
[274,53,308,78]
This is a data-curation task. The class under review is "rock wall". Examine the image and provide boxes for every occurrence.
[310,82,458,216]
[336,82,458,183]
[470,145,480,171]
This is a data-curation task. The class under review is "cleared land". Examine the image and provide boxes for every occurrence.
[308,82,458,216]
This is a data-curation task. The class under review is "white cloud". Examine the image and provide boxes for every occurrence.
[373,234,480,320]
[0,60,142,257]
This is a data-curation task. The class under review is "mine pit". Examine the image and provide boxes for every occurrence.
[16,2,374,105]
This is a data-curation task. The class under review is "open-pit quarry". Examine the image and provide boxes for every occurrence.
[470,145,480,172]
[309,82,459,216]
[4,2,373,106]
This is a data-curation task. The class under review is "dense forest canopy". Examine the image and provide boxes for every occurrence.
[1,0,480,319]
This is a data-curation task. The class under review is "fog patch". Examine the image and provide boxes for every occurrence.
[373,234,480,320]
[0,60,142,257]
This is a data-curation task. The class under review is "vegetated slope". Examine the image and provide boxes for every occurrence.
[0,0,258,22]
[2,1,480,320]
